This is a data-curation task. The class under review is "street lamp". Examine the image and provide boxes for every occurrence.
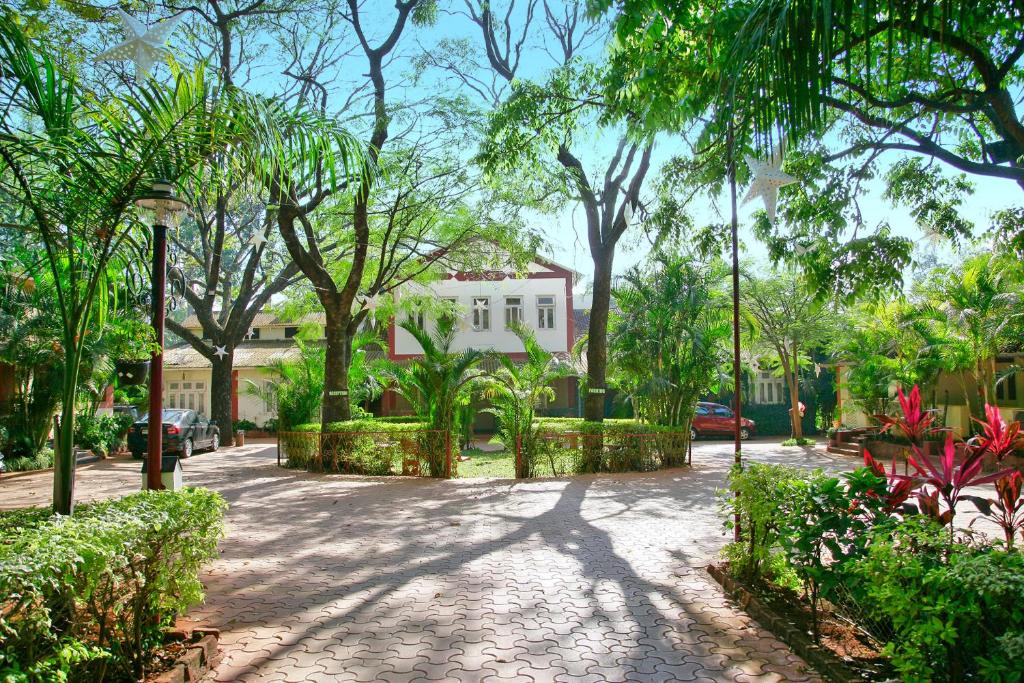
[135,179,187,491]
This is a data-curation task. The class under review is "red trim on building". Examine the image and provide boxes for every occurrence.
[231,370,239,421]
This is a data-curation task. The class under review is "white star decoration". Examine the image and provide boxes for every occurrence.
[249,230,267,247]
[743,140,798,224]
[245,328,255,340]
[95,10,184,80]
[214,345,228,360]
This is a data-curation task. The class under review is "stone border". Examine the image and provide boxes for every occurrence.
[150,627,221,683]
[706,564,866,683]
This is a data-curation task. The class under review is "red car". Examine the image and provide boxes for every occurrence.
[691,402,756,441]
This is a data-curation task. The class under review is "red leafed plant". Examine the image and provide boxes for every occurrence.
[874,385,935,445]
[973,403,1021,462]
[863,448,917,514]
[907,431,1013,528]
[970,471,1024,550]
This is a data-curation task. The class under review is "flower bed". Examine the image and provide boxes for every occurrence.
[717,387,1024,681]
[528,418,689,476]
[0,489,227,682]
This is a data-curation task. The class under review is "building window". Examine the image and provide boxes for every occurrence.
[472,297,490,331]
[766,383,773,404]
[537,295,556,329]
[262,380,276,412]
[998,375,1018,402]
[504,296,523,328]
[284,326,299,338]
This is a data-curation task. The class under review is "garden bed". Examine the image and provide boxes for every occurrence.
[707,563,892,683]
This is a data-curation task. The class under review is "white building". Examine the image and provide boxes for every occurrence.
[162,253,584,429]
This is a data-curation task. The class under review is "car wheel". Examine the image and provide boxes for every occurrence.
[181,438,193,459]
[690,427,698,441]
[740,427,751,441]
[210,433,219,452]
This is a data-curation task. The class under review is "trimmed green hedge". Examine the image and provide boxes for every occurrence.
[280,419,444,476]
[529,418,689,475]
[0,489,227,682]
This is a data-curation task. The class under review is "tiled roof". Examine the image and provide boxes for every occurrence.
[572,308,590,343]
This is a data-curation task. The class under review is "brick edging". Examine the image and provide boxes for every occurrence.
[706,563,865,683]
[150,628,221,683]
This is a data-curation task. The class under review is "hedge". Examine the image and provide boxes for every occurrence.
[0,489,227,682]
[280,419,445,476]
[529,418,689,475]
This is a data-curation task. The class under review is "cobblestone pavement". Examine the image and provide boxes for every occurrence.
[1,439,847,682]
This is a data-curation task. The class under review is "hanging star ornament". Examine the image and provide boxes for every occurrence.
[95,10,184,80]
[214,345,228,359]
[742,139,798,224]
[249,230,267,248]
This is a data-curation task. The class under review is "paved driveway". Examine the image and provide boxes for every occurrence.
[1,440,843,682]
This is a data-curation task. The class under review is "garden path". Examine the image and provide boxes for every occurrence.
[0,439,854,682]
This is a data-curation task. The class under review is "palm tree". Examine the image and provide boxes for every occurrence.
[481,323,573,478]
[609,254,733,433]
[388,317,484,477]
[912,253,1023,422]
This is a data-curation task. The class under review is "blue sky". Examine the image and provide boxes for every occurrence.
[92,2,1022,296]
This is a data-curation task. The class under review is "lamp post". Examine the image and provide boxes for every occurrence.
[135,179,187,490]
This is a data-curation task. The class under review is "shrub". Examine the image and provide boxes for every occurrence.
[849,519,1024,681]
[719,463,810,581]
[531,418,688,475]
[280,419,435,475]
[232,419,258,432]
[261,418,278,433]
[780,437,816,446]
[2,448,54,473]
[0,489,227,682]
[74,414,133,455]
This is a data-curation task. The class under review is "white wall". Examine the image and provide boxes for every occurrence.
[393,277,571,355]
[237,368,277,426]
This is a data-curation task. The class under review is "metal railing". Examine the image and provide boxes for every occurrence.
[277,429,453,478]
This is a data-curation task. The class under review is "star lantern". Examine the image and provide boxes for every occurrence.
[742,139,798,224]
[95,10,184,80]
[214,345,228,360]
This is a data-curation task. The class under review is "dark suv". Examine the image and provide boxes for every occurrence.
[127,409,220,459]
[691,402,756,441]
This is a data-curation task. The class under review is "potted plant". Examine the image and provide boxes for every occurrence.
[106,320,160,387]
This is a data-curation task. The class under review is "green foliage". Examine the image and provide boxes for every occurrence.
[532,418,689,475]
[720,463,810,581]
[246,339,325,430]
[608,251,731,429]
[387,317,483,477]
[232,419,258,432]
[1,448,54,473]
[481,324,572,478]
[849,519,1024,682]
[73,413,131,455]
[0,489,227,682]
[780,437,816,446]
[281,419,431,476]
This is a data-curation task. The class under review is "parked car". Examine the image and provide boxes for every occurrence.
[127,409,220,459]
[691,402,756,440]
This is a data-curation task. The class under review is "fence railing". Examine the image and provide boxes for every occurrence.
[516,430,691,478]
[277,430,453,478]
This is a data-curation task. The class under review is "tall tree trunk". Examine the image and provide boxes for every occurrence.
[322,307,349,426]
[53,349,80,515]
[790,344,803,439]
[210,352,234,445]
[584,250,614,422]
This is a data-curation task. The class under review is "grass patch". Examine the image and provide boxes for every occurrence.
[456,445,515,478]
[781,437,817,446]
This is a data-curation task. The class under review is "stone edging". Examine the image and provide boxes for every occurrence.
[150,627,221,683]
[706,563,866,683]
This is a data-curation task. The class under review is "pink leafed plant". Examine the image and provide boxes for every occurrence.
[874,385,935,445]
[863,448,917,515]
[972,403,1021,462]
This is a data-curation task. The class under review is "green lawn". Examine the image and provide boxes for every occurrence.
[456,446,515,478]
